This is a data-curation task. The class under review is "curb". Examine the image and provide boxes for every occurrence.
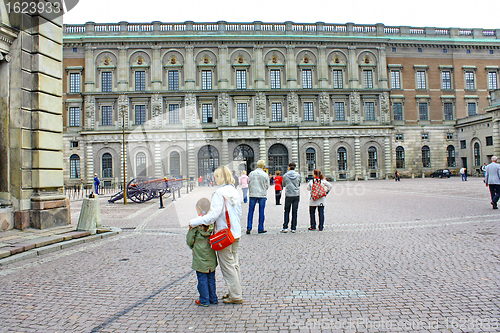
[0,227,122,267]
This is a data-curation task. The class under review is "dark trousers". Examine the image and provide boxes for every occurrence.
[196,271,217,305]
[283,196,300,230]
[275,190,282,205]
[309,206,325,230]
[489,184,500,206]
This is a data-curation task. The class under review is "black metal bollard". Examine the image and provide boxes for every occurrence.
[159,193,165,209]
[178,187,181,198]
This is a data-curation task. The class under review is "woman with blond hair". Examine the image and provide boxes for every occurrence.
[239,170,249,203]
[190,166,243,304]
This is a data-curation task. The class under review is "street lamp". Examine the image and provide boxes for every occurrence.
[120,104,127,205]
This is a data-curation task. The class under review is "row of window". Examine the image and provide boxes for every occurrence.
[69,67,499,94]
[70,145,465,179]
[390,69,498,91]
[67,98,481,127]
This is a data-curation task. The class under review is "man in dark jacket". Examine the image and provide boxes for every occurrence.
[281,162,300,233]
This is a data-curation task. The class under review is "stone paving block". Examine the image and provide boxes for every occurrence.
[61,231,90,240]
[0,250,37,266]
[12,241,37,251]
[8,245,25,255]
[34,235,65,248]
[37,243,62,256]
[60,238,85,249]
[0,249,10,259]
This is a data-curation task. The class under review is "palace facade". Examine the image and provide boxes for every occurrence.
[62,21,500,187]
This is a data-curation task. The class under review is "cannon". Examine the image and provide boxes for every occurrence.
[108,177,187,203]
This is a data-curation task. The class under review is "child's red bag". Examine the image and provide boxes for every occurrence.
[209,201,235,251]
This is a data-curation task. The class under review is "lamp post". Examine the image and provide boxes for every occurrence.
[121,105,127,205]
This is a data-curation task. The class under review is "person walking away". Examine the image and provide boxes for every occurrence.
[481,163,487,177]
[394,170,401,181]
[307,169,332,231]
[246,160,269,234]
[94,174,100,195]
[186,198,218,306]
[484,156,500,209]
[281,162,301,233]
[274,170,283,205]
[460,167,467,181]
[239,171,249,203]
[190,166,243,304]
[232,170,239,187]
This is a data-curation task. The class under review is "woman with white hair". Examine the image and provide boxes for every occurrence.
[190,166,243,304]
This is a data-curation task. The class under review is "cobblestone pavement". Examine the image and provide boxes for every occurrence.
[1,177,499,333]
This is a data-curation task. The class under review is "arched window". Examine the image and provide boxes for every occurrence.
[337,147,347,171]
[396,146,405,169]
[136,152,147,177]
[170,151,181,177]
[422,146,430,168]
[70,154,80,179]
[447,145,456,167]
[198,145,220,178]
[102,153,113,178]
[474,142,480,166]
[306,148,316,172]
[368,146,377,169]
[268,144,289,176]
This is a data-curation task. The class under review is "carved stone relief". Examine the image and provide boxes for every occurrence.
[185,93,196,127]
[117,95,129,129]
[380,92,390,124]
[350,92,361,125]
[319,92,330,126]
[255,92,266,125]
[84,96,95,130]
[287,92,298,126]
[218,93,229,126]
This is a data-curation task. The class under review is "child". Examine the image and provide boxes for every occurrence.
[186,198,218,306]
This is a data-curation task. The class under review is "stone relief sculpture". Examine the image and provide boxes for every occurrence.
[350,92,361,125]
[319,92,330,126]
[218,93,229,126]
[117,95,129,129]
[185,93,197,127]
[151,93,162,128]
[84,96,95,130]
[287,92,298,126]
[255,92,266,125]
[380,92,390,124]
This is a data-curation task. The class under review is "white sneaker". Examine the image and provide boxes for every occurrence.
[280,229,288,233]
[290,230,296,233]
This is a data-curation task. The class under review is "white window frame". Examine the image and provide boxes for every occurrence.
[302,69,312,89]
[487,67,499,90]
[414,65,428,90]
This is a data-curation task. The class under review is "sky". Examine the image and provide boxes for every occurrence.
[63,0,500,29]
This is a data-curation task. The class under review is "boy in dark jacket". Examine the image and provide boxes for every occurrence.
[187,198,218,306]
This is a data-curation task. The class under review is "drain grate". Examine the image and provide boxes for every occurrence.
[287,289,367,299]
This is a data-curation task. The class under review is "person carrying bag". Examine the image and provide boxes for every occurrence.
[307,169,333,231]
[190,166,243,304]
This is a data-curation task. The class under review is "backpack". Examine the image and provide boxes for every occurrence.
[311,178,327,201]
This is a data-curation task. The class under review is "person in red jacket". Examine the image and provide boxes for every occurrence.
[274,170,283,205]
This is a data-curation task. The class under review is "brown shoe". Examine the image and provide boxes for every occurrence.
[223,298,243,304]
[222,293,229,299]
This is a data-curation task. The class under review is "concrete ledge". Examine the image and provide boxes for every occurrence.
[60,238,85,249]
[0,251,38,266]
[0,249,11,259]
[37,243,62,256]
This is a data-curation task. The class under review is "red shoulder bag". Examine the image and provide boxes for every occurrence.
[209,201,235,251]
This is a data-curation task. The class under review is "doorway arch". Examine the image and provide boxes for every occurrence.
[198,145,219,178]
[268,143,289,176]
[233,144,254,176]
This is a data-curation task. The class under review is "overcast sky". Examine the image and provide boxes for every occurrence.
[63,0,499,29]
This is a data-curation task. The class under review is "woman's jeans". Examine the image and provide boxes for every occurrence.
[242,188,248,203]
[196,271,217,305]
[309,206,325,230]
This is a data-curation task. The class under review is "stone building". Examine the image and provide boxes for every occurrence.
[61,21,500,189]
[1,3,69,230]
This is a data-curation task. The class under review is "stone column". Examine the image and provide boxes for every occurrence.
[188,141,196,179]
[377,46,388,89]
[286,45,297,89]
[154,141,162,177]
[84,44,95,92]
[493,119,500,156]
[354,136,361,180]
[348,46,358,89]
[151,45,162,91]
[253,45,265,89]
[291,139,298,164]
[318,45,328,89]
[384,136,392,178]
[323,137,331,178]
[185,45,195,90]
[87,143,94,185]
[259,138,267,163]
[218,45,229,89]
[222,137,229,166]
[117,46,128,92]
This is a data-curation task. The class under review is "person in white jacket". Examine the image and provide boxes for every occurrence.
[306,169,333,231]
[190,166,243,304]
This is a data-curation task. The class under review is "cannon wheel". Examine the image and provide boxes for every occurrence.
[127,178,154,203]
